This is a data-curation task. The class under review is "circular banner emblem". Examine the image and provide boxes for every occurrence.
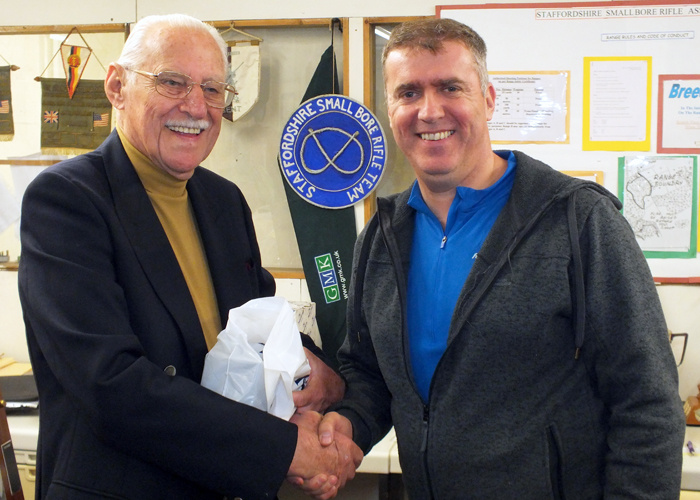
[279,94,387,209]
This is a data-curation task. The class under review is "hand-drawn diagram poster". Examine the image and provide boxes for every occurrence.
[619,155,697,258]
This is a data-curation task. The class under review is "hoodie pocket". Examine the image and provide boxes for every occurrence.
[547,424,566,500]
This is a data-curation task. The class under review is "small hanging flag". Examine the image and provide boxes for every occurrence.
[36,27,107,102]
[43,110,59,124]
[61,44,92,99]
[219,24,263,122]
[222,44,260,122]
[93,112,108,127]
[0,100,9,113]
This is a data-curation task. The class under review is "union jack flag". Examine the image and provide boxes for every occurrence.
[0,100,9,114]
[43,110,59,124]
[93,112,108,127]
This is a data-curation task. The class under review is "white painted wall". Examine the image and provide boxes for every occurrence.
[2,1,135,26]
[2,0,518,26]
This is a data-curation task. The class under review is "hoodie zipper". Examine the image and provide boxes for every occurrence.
[420,403,435,499]
[378,202,437,499]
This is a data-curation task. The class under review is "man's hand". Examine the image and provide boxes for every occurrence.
[287,411,363,499]
[293,348,345,413]
[318,411,353,447]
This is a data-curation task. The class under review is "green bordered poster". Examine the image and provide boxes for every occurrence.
[618,155,697,258]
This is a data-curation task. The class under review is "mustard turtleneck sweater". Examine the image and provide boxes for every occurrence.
[117,128,222,350]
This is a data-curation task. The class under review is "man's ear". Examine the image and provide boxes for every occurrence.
[485,82,497,122]
[386,96,395,131]
[105,64,125,110]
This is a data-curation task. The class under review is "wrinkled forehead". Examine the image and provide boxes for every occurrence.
[384,41,475,67]
[382,42,477,88]
[143,26,227,77]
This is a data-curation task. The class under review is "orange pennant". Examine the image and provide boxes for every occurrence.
[61,44,92,99]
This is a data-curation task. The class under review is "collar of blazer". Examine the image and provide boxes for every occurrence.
[99,130,209,377]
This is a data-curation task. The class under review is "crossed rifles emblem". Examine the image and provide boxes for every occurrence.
[300,127,365,175]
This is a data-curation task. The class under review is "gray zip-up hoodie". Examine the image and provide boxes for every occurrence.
[335,151,685,500]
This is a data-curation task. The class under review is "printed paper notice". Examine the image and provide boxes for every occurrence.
[658,75,700,153]
[584,57,652,151]
[619,155,697,258]
[489,71,569,143]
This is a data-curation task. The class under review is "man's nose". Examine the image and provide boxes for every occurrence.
[180,84,208,117]
[417,91,444,122]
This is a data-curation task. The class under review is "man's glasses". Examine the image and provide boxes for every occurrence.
[127,69,236,109]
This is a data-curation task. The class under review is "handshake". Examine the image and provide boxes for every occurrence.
[287,411,363,500]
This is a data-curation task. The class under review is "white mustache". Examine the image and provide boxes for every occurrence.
[165,119,211,133]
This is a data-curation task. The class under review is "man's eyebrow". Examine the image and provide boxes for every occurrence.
[393,82,421,95]
[432,78,466,87]
[391,77,470,96]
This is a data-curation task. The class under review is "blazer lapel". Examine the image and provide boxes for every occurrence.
[100,131,208,376]
[187,173,257,328]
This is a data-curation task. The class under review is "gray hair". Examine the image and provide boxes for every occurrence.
[382,18,489,96]
[117,14,228,84]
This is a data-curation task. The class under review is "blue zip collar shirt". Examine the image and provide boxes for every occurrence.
[406,151,517,402]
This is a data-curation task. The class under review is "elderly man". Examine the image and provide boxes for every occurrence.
[19,14,359,500]
[320,18,686,499]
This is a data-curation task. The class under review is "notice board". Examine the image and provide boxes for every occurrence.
[438,0,700,280]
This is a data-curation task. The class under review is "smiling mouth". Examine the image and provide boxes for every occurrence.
[420,131,455,141]
[167,125,204,135]
[166,120,211,136]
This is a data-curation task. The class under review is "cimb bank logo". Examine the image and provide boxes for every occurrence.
[279,94,387,209]
[314,251,349,304]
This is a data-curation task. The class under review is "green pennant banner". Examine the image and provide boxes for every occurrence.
[40,78,111,154]
[278,46,358,368]
[0,66,14,141]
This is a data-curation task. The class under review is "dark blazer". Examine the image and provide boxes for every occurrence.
[19,130,298,500]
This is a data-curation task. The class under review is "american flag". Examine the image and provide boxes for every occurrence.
[0,100,9,114]
[93,112,109,127]
[43,110,59,123]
